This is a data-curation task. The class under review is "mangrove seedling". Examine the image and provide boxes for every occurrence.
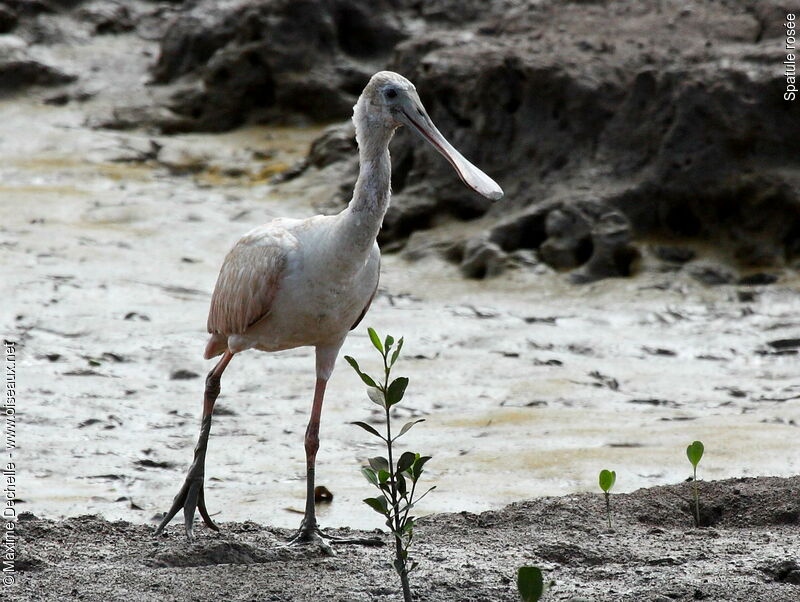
[686,440,704,527]
[346,328,434,602]
[598,469,616,529]
[517,566,545,602]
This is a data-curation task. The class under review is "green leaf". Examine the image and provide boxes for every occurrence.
[367,387,386,408]
[386,377,409,407]
[385,335,395,352]
[351,421,385,440]
[686,440,704,468]
[368,456,389,472]
[363,496,388,516]
[410,455,432,481]
[397,451,416,474]
[396,419,425,440]
[361,466,379,486]
[344,355,378,387]
[378,469,391,484]
[344,355,360,373]
[390,337,404,367]
[599,469,616,493]
[397,472,407,497]
[357,372,377,388]
[517,566,545,602]
[368,327,384,354]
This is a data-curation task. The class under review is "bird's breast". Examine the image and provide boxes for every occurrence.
[244,243,380,350]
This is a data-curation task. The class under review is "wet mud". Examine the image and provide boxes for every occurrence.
[15,476,800,601]
[1,4,799,601]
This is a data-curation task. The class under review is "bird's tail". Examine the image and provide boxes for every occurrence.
[203,333,228,360]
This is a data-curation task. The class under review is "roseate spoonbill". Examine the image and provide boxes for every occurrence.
[154,71,503,552]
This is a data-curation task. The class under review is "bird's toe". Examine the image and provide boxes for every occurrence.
[286,526,336,556]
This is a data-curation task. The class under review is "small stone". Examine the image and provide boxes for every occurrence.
[767,339,800,351]
[170,369,200,380]
[77,3,134,35]
[539,208,592,270]
[459,238,508,279]
[737,272,777,285]
[688,262,736,286]
[307,123,356,169]
[571,211,639,283]
[653,245,695,264]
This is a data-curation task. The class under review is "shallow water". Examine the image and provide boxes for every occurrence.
[2,33,799,532]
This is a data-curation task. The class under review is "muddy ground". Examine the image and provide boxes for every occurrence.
[2,2,800,601]
[2,2,799,530]
[14,476,800,601]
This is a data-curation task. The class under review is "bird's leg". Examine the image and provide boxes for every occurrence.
[288,348,384,553]
[155,351,233,540]
[288,376,335,552]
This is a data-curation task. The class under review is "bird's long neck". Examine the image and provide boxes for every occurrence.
[338,118,394,254]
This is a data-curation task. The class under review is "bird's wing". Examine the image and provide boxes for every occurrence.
[351,258,380,330]
[206,231,290,336]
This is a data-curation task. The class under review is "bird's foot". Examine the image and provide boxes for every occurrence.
[287,523,336,556]
[286,519,384,556]
[154,474,218,540]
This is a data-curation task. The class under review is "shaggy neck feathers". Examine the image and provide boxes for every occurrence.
[341,97,396,251]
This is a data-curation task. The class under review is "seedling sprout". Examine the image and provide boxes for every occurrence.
[686,440,705,527]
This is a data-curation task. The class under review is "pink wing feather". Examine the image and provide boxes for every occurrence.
[204,237,287,359]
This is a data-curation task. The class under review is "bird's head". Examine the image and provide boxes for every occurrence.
[354,71,503,201]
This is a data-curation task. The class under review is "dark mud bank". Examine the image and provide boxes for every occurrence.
[16,476,800,601]
[142,0,800,282]
[4,0,799,283]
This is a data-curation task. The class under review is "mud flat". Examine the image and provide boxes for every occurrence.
[14,476,800,601]
[1,3,799,600]
[5,92,800,532]
[1,0,799,535]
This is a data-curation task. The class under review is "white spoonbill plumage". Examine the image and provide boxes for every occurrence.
[154,71,503,552]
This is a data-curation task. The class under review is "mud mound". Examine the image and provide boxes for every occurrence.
[16,477,800,601]
[380,1,800,280]
[147,540,280,568]
[0,35,75,92]
[626,476,800,529]
[141,0,800,282]
[495,475,800,532]
[150,0,407,131]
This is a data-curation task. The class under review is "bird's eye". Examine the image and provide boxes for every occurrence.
[385,88,398,99]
